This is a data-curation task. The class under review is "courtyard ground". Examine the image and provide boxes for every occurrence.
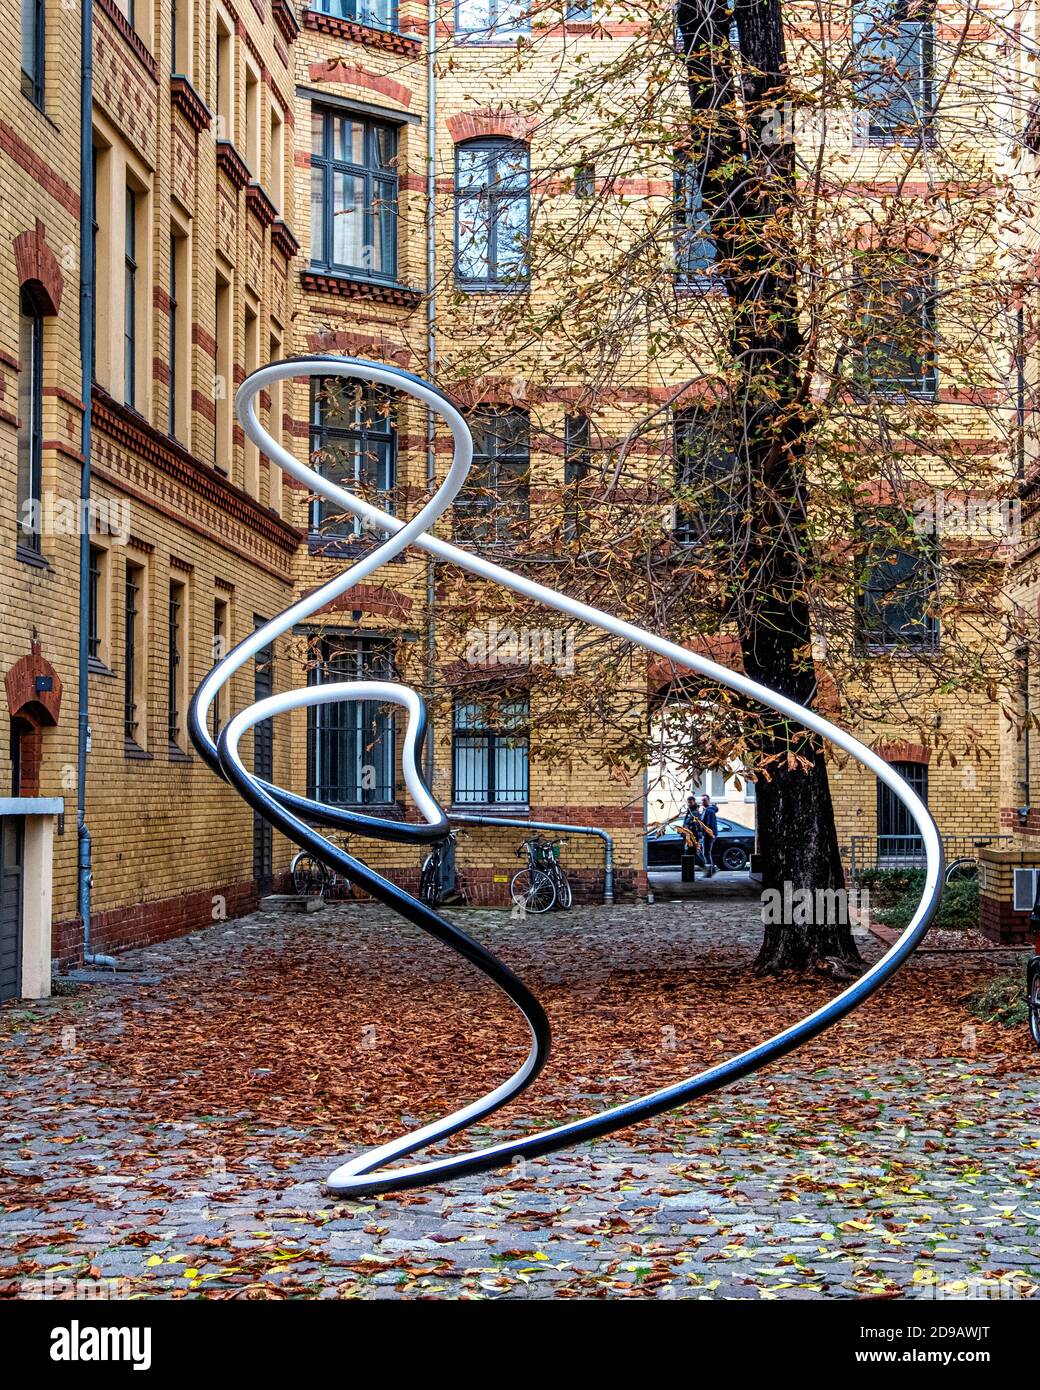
[1,896,1038,1300]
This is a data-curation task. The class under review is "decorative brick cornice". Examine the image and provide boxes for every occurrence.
[271,218,300,260]
[272,0,301,43]
[94,0,159,81]
[170,75,212,133]
[873,740,931,766]
[301,269,422,309]
[303,8,421,55]
[92,389,302,556]
[246,180,278,228]
[216,139,250,191]
[446,109,538,145]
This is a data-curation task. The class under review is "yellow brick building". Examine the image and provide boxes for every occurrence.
[0,2,1029,994]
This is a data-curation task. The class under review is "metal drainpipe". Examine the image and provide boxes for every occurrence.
[448,813,614,905]
[423,0,437,786]
[77,0,114,969]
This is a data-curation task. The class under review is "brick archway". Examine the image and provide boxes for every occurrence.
[446,110,538,144]
[873,740,931,765]
[13,219,64,317]
[5,642,62,796]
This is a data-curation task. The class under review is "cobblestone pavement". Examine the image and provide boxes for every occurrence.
[1,898,1038,1300]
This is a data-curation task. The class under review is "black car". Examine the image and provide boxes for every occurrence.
[645,816,756,872]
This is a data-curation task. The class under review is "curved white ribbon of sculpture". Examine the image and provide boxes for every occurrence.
[189,357,943,1199]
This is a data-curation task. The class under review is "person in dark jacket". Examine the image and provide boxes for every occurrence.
[699,794,719,875]
[681,795,705,871]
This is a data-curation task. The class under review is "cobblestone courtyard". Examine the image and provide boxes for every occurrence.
[1,899,1038,1300]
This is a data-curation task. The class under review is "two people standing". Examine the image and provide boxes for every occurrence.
[682,793,719,876]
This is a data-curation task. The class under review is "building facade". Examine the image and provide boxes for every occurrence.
[1,1,1030,997]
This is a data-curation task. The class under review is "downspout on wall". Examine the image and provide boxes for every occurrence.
[78,0,114,968]
[424,0,437,786]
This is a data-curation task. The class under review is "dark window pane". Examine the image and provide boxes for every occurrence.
[455,140,530,287]
[456,409,530,543]
[307,639,396,804]
[852,3,933,141]
[452,696,529,804]
[675,158,717,283]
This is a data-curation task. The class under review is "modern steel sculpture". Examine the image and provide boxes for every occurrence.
[189,357,943,1199]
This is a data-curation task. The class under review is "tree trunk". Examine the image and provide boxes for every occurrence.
[677,0,860,974]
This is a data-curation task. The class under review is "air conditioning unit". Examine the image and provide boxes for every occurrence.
[1012,867,1039,914]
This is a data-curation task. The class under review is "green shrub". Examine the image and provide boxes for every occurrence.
[872,875,979,932]
[855,868,926,908]
[964,971,1029,1028]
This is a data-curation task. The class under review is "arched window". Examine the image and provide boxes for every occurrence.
[455,140,530,289]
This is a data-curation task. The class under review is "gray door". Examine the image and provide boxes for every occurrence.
[0,817,24,1003]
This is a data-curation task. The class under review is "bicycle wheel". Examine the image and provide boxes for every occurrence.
[292,852,328,898]
[945,857,978,885]
[510,868,556,914]
[553,871,573,911]
[1029,965,1040,1049]
[419,854,440,906]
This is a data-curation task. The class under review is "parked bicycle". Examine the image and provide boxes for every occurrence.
[510,835,572,914]
[944,837,995,885]
[291,833,370,900]
[419,829,466,906]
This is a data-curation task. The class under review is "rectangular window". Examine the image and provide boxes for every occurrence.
[168,232,177,433]
[310,109,398,281]
[270,102,285,214]
[215,14,233,142]
[877,759,928,861]
[1015,646,1031,809]
[313,0,398,32]
[243,303,259,495]
[455,409,530,544]
[566,0,594,17]
[852,1,933,144]
[168,579,186,747]
[673,410,737,547]
[306,638,396,805]
[16,290,44,553]
[124,562,144,744]
[857,512,939,651]
[171,0,191,75]
[675,157,717,285]
[88,548,101,658]
[124,185,138,407]
[244,62,260,175]
[211,597,228,736]
[214,270,232,471]
[855,252,937,396]
[87,545,111,667]
[452,695,529,805]
[563,412,591,541]
[573,162,595,197]
[309,378,396,537]
[456,0,530,39]
[20,0,44,106]
[455,140,530,288]
[268,329,284,513]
